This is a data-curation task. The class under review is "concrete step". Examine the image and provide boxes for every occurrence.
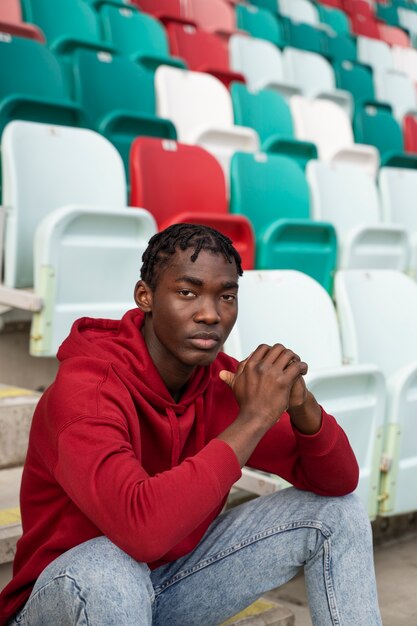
[221,598,294,626]
[0,384,40,469]
[0,466,23,591]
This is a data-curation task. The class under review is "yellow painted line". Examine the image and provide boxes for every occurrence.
[221,599,278,625]
[0,507,21,526]
[0,387,35,399]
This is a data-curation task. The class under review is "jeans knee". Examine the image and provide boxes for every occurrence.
[323,493,372,546]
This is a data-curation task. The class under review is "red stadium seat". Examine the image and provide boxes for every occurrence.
[316,0,344,8]
[0,0,44,42]
[350,14,380,39]
[166,22,245,88]
[403,115,417,153]
[133,0,187,24]
[130,138,255,268]
[343,0,374,18]
[188,0,237,36]
[378,23,410,47]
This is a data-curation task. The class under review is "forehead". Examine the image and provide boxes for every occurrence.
[157,248,239,286]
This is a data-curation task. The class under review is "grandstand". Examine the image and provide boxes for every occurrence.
[1,0,417,623]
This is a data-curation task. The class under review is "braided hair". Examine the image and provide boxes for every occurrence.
[140,223,243,289]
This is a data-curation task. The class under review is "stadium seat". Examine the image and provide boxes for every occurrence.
[374,69,417,122]
[353,101,417,167]
[290,95,379,177]
[377,23,410,48]
[278,0,319,26]
[224,269,386,518]
[349,14,380,39]
[155,66,259,183]
[166,22,244,88]
[323,30,357,62]
[70,49,176,173]
[376,2,400,28]
[317,4,351,35]
[0,0,44,42]
[0,121,132,290]
[283,48,352,116]
[30,205,156,357]
[0,35,84,138]
[307,160,410,270]
[21,0,110,57]
[230,151,337,291]
[282,19,326,55]
[129,138,255,268]
[343,0,374,19]
[335,269,417,516]
[132,0,185,23]
[397,7,417,37]
[356,36,394,74]
[229,35,300,98]
[187,0,237,36]
[235,4,285,47]
[231,83,317,169]
[379,166,417,276]
[392,45,417,83]
[403,115,417,153]
[98,4,186,69]
[333,59,375,106]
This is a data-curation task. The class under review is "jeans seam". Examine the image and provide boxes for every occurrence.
[323,538,342,626]
[154,519,332,595]
[16,574,90,625]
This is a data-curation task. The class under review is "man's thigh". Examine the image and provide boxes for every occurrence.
[151,487,352,626]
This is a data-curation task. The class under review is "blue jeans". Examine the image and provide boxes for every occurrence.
[10,488,382,626]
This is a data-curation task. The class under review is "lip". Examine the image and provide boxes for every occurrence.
[189,332,221,351]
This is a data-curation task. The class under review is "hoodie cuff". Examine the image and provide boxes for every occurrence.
[199,439,242,495]
[292,408,339,458]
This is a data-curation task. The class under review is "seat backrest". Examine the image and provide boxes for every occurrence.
[231,83,294,146]
[392,45,417,82]
[188,0,236,33]
[229,34,285,92]
[235,4,285,47]
[166,23,229,72]
[317,5,350,35]
[333,59,375,103]
[0,35,75,134]
[130,138,227,227]
[230,152,310,235]
[379,166,417,230]
[31,206,156,356]
[350,13,380,38]
[155,66,234,142]
[72,49,156,128]
[21,0,101,48]
[353,102,404,157]
[279,0,319,25]
[374,69,417,122]
[283,47,336,97]
[378,23,410,48]
[357,36,393,73]
[99,5,171,59]
[0,0,22,22]
[1,121,126,288]
[307,160,380,231]
[134,0,184,21]
[225,269,342,368]
[290,95,354,160]
[335,270,417,378]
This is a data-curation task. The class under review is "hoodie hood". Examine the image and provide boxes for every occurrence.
[57,308,212,415]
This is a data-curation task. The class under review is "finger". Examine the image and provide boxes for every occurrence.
[219,370,235,387]
[261,343,287,366]
[284,360,308,380]
[245,344,272,365]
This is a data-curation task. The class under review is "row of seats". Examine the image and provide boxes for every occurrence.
[224,267,417,518]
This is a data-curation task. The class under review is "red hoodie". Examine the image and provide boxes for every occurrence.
[0,308,359,624]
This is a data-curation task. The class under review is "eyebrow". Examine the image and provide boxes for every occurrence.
[175,275,239,290]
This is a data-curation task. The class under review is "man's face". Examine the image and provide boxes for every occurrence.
[137,249,239,380]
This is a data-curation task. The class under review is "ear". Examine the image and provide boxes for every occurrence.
[134,280,153,313]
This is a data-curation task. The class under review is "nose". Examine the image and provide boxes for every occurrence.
[193,297,221,325]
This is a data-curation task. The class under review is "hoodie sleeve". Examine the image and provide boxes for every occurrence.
[247,408,359,496]
[54,415,241,564]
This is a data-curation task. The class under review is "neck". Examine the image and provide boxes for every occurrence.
[142,317,195,398]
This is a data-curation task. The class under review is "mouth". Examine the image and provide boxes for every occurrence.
[188,332,221,351]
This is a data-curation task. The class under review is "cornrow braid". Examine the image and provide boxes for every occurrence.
[140,223,243,289]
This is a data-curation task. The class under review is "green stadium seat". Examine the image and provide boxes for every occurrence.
[323,31,357,62]
[235,4,285,47]
[231,82,317,169]
[333,59,375,106]
[0,35,84,137]
[317,4,351,35]
[230,151,337,291]
[283,19,326,54]
[98,4,185,69]
[354,101,417,167]
[70,48,176,173]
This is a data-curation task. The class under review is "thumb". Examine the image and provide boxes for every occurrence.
[219,370,235,387]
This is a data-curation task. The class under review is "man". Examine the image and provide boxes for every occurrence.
[0,224,382,625]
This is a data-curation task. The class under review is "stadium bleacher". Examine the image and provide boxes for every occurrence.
[2,0,417,618]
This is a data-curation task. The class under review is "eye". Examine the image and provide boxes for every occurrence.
[177,289,196,298]
[221,294,237,302]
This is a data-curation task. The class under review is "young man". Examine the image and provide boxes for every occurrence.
[0,224,382,625]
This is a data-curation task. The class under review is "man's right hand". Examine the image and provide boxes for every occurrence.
[217,344,308,466]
